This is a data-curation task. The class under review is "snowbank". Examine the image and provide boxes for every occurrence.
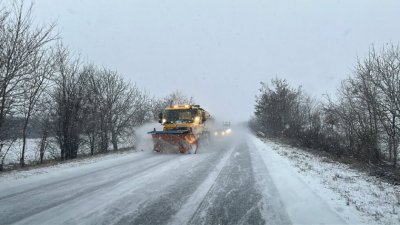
[251,135,400,225]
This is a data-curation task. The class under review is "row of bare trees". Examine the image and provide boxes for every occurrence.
[51,47,152,161]
[0,1,153,170]
[252,44,400,169]
[0,1,56,169]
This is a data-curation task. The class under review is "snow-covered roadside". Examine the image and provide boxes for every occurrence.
[250,135,400,225]
[1,138,58,166]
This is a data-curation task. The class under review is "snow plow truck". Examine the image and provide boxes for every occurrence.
[148,104,210,154]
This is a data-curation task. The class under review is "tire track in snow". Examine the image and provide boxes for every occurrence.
[114,143,234,225]
[69,153,209,225]
[0,152,153,201]
[167,146,235,225]
[188,142,266,225]
[1,155,178,225]
[14,150,217,225]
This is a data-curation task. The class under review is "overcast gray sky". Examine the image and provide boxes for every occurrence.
[29,0,400,122]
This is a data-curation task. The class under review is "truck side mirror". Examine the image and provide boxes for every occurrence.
[158,112,163,123]
[202,111,206,122]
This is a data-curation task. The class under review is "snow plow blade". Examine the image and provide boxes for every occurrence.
[148,130,199,154]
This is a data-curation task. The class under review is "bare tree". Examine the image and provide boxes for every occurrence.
[0,139,16,171]
[0,1,56,166]
[19,51,54,166]
[34,87,55,163]
[254,79,303,137]
[52,44,86,160]
[362,45,400,167]
[91,69,151,152]
[81,64,99,155]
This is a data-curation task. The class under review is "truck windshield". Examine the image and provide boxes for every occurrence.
[164,109,197,124]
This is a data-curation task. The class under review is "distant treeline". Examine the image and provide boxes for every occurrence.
[1,117,46,139]
[251,44,400,170]
[0,1,194,170]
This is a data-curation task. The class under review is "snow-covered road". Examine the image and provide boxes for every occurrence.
[0,132,362,225]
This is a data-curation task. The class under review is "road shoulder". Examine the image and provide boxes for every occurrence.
[248,135,365,225]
